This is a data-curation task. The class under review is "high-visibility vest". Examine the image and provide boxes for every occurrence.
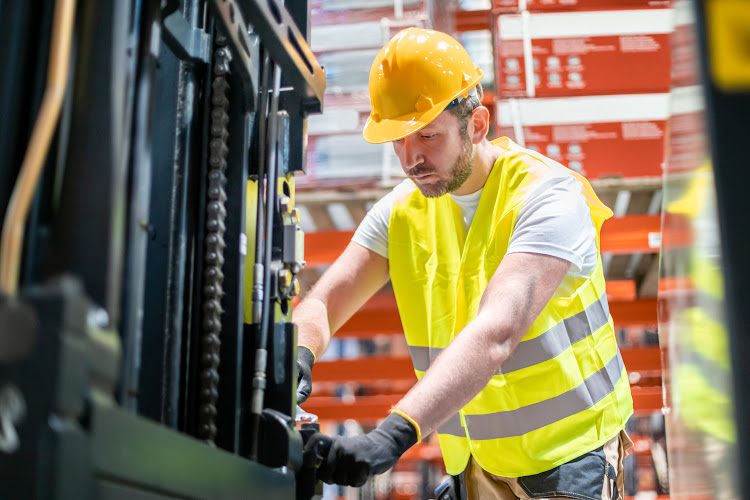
[388,138,633,477]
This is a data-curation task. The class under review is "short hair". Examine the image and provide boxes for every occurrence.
[446,83,484,136]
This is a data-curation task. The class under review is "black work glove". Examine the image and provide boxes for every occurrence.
[316,412,419,487]
[296,346,315,404]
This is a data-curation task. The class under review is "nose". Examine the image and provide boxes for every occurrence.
[396,135,424,172]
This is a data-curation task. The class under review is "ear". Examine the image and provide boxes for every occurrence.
[469,106,490,145]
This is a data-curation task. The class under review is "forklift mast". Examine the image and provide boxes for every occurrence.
[0,0,325,498]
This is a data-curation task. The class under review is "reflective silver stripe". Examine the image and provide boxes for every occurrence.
[695,290,726,326]
[438,412,464,437]
[686,351,732,397]
[407,295,611,375]
[463,350,625,441]
[500,294,610,374]
[408,345,441,372]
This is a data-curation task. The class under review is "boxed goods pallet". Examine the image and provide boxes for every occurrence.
[496,93,670,179]
[495,8,673,97]
[671,0,699,87]
[305,133,403,181]
[492,0,670,12]
[667,85,705,174]
[311,0,426,26]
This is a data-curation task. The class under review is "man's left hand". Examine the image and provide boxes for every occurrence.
[316,412,419,487]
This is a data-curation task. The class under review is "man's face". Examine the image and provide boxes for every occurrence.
[392,111,474,198]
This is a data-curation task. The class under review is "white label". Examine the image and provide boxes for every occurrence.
[648,232,662,249]
[240,233,247,256]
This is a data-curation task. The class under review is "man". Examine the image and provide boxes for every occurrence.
[294,28,633,499]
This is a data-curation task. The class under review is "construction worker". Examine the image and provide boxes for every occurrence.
[294,28,633,499]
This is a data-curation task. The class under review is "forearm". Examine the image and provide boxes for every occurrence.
[394,252,570,438]
[292,296,332,359]
[393,314,514,437]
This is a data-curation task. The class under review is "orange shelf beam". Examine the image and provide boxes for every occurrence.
[313,356,416,383]
[631,386,664,413]
[304,385,663,423]
[620,346,662,373]
[599,214,661,255]
[313,347,661,384]
[336,293,658,338]
[305,214,675,267]
[606,280,637,301]
[610,298,659,327]
[302,394,401,422]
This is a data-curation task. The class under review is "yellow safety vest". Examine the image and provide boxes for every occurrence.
[388,138,633,477]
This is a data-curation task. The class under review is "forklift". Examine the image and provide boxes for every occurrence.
[0,0,326,498]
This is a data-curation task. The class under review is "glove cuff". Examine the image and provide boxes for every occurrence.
[390,409,422,443]
[298,344,316,367]
[380,411,420,453]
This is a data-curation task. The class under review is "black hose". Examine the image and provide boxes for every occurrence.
[249,60,281,461]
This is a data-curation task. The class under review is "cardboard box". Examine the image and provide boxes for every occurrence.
[667,85,706,174]
[311,0,426,26]
[304,133,403,181]
[671,0,700,87]
[496,93,670,179]
[493,0,670,12]
[496,9,673,97]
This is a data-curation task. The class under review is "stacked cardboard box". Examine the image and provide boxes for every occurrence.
[493,0,669,12]
[301,1,429,185]
[493,3,675,180]
[497,93,669,178]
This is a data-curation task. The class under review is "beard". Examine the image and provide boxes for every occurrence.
[413,129,474,198]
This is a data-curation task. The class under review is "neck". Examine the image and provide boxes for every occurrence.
[450,140,505,196]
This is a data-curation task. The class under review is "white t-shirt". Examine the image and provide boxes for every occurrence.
[352,174,599,279]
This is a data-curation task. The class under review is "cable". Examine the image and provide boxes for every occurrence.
[0,0,77,295]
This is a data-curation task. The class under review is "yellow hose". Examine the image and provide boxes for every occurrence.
[0,0,77,295]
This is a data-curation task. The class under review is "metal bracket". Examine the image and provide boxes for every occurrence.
[241,0,326,115]
[210,0,325,115]
[163,10,211,63]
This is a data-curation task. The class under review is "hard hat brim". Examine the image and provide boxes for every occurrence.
[363,73,483,144]
[361,95,458,145]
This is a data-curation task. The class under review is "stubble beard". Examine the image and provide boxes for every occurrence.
[416,130,475,199]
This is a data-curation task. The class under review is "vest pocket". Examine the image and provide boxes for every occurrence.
[516,445,607,500]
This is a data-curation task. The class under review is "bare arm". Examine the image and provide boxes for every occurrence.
[393,252,571,437]
[293,242,390,359]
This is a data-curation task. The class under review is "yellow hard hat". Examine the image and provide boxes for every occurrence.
[363,28,484,144]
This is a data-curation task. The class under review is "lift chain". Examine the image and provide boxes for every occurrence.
[198,34,230,444]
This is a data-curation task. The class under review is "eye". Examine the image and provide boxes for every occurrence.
[421,133,436,139]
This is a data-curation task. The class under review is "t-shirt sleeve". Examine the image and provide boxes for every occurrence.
[351,182,410,259]
[506,175,599,277]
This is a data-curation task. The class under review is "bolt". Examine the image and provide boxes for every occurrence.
[278,269,292,291]
[279,195,292,214]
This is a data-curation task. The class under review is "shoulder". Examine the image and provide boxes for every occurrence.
[490,138,581,204]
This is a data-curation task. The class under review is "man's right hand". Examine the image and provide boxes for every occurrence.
[296,345,315,404]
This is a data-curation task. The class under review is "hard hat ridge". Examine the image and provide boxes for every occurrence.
[363,27,484,144]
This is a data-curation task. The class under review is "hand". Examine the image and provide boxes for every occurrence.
[316,412,419,487]
[296,346,315,404]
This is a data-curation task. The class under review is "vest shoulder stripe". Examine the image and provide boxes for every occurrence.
[464,350,625,440]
